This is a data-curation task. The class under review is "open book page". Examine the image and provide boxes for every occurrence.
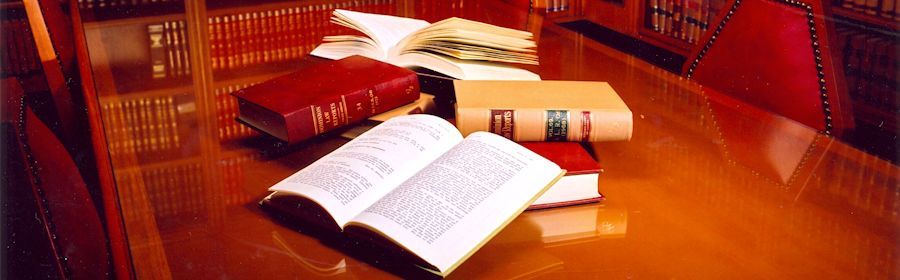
[311,9,430,60]
[346,132,564,274]
[269,115,462,227]
[394,17,538,65]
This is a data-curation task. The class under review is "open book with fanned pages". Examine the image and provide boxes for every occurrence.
[310,9,541,80]
[261,115,564,276]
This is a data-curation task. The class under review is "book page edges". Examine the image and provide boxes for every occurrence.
[264,189,347,228]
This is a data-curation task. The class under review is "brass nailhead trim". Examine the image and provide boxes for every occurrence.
[16,92,72,277]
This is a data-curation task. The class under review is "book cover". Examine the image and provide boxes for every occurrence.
[520,142,604,210]
[455,80,633,142]
[232,55,419,144]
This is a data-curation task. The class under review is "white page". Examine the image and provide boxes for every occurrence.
[334,9,430,54]
[269,115,462,227]
[348,132,562,274]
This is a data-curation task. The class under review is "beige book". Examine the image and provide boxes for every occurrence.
[311,9,540,80]
[455,80,633,142]
[261,114,564,276]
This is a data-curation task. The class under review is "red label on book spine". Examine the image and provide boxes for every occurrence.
[490,109,515,140]
[581,111,591,142]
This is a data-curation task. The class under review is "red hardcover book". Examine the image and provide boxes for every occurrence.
[520,142,604,210]
[233,55,420,144]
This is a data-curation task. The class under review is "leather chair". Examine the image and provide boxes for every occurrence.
[3,77,112,279]
[683,0,853,136]
[19,0,134,278]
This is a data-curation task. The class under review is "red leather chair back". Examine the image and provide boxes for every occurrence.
[684,0,853,136]
[21,1,135,278]
[3,77,112,279]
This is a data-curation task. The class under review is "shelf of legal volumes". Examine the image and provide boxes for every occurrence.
[2,2,45,80]
[830,0,899,30]
[637,0,729,56]
[82,0,399,99]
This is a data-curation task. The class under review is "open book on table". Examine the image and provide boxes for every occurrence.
[261,114,564,276]
[310,9,541,80]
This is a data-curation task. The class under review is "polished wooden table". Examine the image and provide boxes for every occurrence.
[75,0,898,278]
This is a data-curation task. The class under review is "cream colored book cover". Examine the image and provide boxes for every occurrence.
[455,80,633,142]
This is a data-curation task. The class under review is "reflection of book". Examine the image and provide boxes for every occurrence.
[311,9,540,80]
[497,204,628,246]
[522,142,603,210]
[261,114,564,276]
[530,205,627,245]
[494,204,627,246]
[271,231,347,277]
[455,80,633,142]
[451,244,564,279]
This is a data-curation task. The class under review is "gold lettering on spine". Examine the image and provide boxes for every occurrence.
[313,106,325,134]
[367,89,377,114]
[340,95,349,123]
[309,105,319,135]
[329,103,339,127]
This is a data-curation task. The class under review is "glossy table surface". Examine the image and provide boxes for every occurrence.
[76,0,899,278]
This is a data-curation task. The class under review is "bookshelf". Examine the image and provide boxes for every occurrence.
[77,0,403,161]
[2,2,44,78]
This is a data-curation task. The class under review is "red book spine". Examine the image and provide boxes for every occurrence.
[283,75,419,142]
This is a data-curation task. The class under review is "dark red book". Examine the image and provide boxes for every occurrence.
[233,56,420,143]
[520,142,604,210]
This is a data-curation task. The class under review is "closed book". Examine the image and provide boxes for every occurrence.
[522,142,603,210]
[233,55,419,143]
[455,80,633,142]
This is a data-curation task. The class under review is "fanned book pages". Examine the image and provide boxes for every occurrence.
[310,9,541,80]
[261,115,564,276]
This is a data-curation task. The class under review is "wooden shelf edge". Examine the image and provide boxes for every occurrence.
[832,6,900,31]
[97,67,296,103]
[636,27,694,56]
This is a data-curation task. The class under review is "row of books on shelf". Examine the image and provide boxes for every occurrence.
[99,84,261,156]
[148,21,191,79]
[215,82,258,141]
[646,0,727,44]
[78,0,180,10]
[116,154,257,224]
[148,0,394,79]
[141,163,205,219]
[834,26,897,113]
[836,0,900,20]
[2,15,42,77]
[101,95,183,156]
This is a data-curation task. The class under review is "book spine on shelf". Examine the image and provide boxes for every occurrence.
[882,0,897,18]
[178,21,190,76]
[651,0,661,31]
[209,17,220,70]
[854,0,867,11]
[148,24,166,78]
[865,0,879,14]
[665,0,674,35]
